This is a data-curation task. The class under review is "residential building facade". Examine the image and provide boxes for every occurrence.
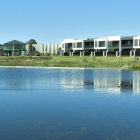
[60,35,139,56]
[3,40,26,56]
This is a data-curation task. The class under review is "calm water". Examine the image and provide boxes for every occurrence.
[0,68,140,140]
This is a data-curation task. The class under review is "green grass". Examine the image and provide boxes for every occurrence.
[0,56,139,70]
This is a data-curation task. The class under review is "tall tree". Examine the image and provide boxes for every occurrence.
[27,39,37,56]
[27,39,37,45]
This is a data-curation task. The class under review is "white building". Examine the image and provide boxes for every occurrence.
[133,36,140,49]
[25,43,60,55]
[60,35,136,56]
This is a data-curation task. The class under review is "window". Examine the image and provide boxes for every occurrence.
[122,40,133,47]
[99,41,105,47]
[134,39,138,46]
[14,44,23,49]
[85,42,90,46]
[108,41,112,48]
[0,46,3,49]
[77,42,82,48]
[95,41,97,47]
[68,43,72,49]
[112,41,119,47]
[108,41,119,48]
[5,45,13,50]
[139,39,140,46]
[85,41,94,48]
[128,41,131,45]
[68,43,72,47]
[62,44,64,49]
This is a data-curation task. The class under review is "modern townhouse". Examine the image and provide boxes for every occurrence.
[133,36,140,56]
[0,36,139,57]
[61,38,94,56]
[60,35,137,57]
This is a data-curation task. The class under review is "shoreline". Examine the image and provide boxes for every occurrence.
[0,65,123,70]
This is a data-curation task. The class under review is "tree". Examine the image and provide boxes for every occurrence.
[49,45,51,55]
[27,39,37,56]
[29,44,33,56]
[27,39,37,45]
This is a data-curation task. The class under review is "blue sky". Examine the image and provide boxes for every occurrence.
[0,0,140,43]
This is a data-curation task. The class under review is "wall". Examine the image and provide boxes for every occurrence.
[25,44,60,55]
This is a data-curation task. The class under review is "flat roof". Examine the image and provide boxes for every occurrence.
[121,36,134,40]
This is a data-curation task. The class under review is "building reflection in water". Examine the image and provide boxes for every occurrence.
[133,71,140,95]
[0,68,140,95]
[60,69,140,95]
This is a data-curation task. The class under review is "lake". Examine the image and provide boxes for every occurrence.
[0,68,140,140]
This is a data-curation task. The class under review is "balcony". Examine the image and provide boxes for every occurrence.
[84,42,94,49]
[121,40,133,48]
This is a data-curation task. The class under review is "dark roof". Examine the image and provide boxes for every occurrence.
[85,38,95,41]
[4,40,25,45]
[121,36,134,40]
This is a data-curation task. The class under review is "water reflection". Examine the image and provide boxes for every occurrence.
[60,69,140,95]
[1,68,140,140]
[0,68,140,95]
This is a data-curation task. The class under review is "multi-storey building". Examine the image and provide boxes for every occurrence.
[61,35,138,56]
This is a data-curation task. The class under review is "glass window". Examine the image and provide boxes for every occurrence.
[62,44,64,49]
[128,41,131,45]
[0,45,3,49]
[99,41,105,47]
[139,39,140,46]
[77,42,82,48]
[4,45,13,50]
[68,43,72,49]
[108,41,119,48]
[85,42,90,46]
[14,44,23,49]
[95,41,97,47]
[85,42,94,48]
[108,41,112,48]
[121,40,133,47]
[134,39,138,46]
[112,41,119,47]
[68,43,72,47]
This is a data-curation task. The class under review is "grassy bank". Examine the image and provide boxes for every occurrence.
[0,56,139,70]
